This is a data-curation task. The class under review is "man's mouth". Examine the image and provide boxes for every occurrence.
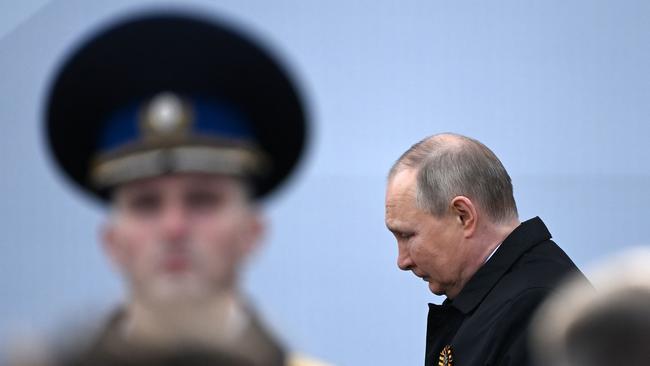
[161,254,191,272]
[413,271,429,282]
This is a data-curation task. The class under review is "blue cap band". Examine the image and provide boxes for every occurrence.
[98,94,254,153]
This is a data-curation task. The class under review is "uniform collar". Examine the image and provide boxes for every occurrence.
[443,216,552,314]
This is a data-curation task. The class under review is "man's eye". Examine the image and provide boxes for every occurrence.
[186,191,223,210]
[127,195,160,213]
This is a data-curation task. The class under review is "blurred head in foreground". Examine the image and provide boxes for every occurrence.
[531,247,650,366]
[46,9,306,307]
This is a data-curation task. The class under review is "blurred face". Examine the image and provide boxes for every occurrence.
[385,169,469,298]
[103,173,262,305]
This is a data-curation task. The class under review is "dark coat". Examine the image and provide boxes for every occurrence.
[425,217,584,366]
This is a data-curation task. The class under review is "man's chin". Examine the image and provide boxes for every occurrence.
[428,282,446,296]
[143,277,217,304]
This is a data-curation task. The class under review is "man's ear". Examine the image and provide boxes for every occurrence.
[241,209,265,257]
[450,196,477,238]
[100,220,126,269]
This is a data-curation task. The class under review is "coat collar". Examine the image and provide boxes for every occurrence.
[443,216,552,314]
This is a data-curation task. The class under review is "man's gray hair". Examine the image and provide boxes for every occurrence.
[389,133,518,224]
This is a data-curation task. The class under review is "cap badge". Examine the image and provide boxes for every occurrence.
[141,92,192,137]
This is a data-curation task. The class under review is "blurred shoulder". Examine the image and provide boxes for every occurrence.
[287,353,333,366]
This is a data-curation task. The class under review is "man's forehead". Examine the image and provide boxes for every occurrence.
[385,198,419,233]
[385,170,419,221]
[386,169,417,202]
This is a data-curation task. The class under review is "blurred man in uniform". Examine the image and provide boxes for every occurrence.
[39,10,326,366]
[384,133,584,365]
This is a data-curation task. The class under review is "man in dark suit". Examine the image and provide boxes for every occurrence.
[384,133,584,366]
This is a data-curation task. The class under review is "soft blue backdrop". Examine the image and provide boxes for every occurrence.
[1,1,649,365]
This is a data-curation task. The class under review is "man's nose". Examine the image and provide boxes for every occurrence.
[397,245,414,271]
[159,203,191,241]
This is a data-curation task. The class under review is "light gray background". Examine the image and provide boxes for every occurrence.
[1,1,649,365]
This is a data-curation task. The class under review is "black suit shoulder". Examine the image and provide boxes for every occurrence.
[499,239,581,296]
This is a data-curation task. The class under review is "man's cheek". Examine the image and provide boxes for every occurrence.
[120,238,152,269]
